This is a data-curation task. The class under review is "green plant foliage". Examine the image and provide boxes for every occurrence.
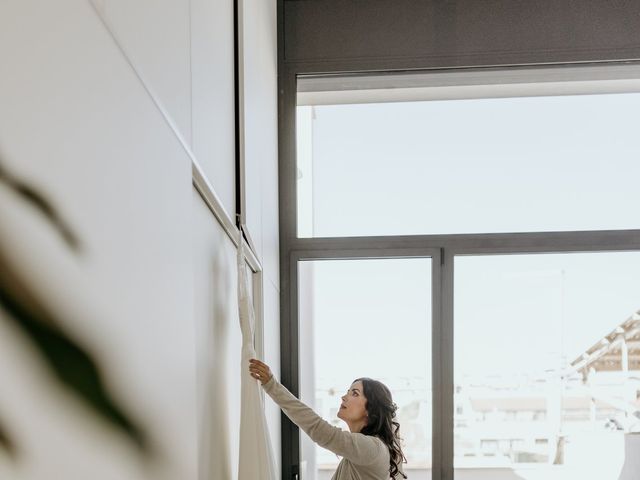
[0,418,17,459]
[0,163,79,251]
[0,161,150,458]
[0,267,149,454]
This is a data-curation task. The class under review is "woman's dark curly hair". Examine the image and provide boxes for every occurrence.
[354,377,407,478]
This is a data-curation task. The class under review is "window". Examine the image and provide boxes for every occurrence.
[296,67,640,238]
[298,258,433,478]
[455,252,640,475]
[285,64,640,480]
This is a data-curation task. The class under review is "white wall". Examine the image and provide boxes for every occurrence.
[0,0,280,478]
[192,191,242,479]
[242,0,280,272]
[97,0,237,216]
[97,0,192,142]
[191,0,237,215]
[0,1,196,478]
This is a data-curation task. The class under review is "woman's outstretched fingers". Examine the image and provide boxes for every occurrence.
[249,358,273,384]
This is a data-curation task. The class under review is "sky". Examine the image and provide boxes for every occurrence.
[297,93,640,238]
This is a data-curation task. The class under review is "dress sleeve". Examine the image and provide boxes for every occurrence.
[263,377,384,465]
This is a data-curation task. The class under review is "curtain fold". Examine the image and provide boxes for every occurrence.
[237,231,277,479]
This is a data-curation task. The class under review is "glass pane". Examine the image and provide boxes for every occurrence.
[454,252,640,480]
[299,258,432,479]
[296,93,640,238]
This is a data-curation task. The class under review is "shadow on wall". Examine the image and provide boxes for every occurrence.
[200,245,232,479]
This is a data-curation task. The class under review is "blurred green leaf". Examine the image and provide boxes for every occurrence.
[0,162,80,250]
[0,258,149,455]
[0,159,149,456]
[0,260,149,455]
[0,417,17,460]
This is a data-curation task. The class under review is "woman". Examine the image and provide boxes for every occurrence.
[249,359,407,479]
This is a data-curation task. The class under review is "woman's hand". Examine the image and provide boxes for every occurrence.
[249,358,273,385]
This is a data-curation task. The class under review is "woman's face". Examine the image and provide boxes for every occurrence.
[337,380,368,425]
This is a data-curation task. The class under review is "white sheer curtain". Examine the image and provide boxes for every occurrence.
[237,231,277,479]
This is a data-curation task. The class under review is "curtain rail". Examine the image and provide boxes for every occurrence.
[192,160,261,273]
